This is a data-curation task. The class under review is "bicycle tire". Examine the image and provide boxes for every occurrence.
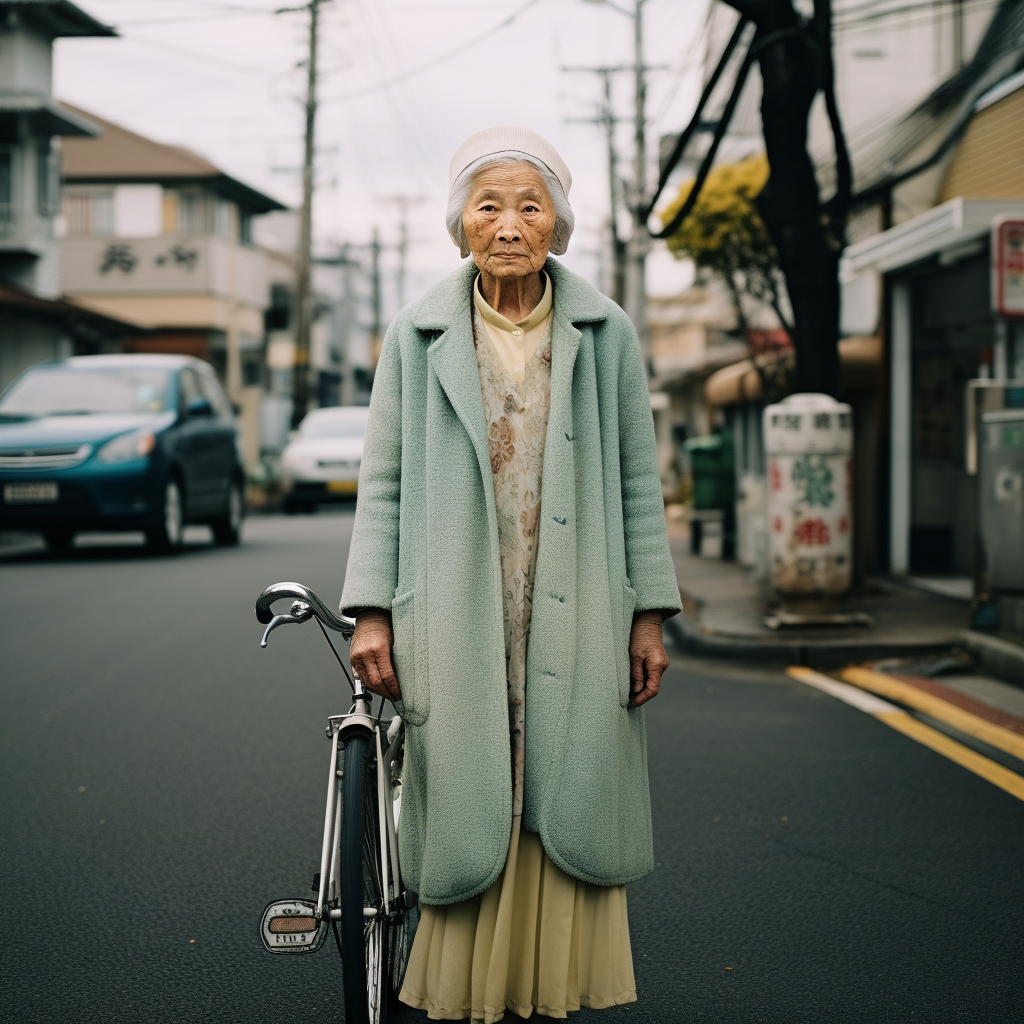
[338,731,390,1024]
[385,725,416,1002]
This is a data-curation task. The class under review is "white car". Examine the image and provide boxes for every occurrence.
[281,406,370,513]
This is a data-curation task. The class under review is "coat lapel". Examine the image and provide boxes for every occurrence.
[544,257,613,414]
[410,257,615,494]
[548,295,581,413]
[416,263,493,490]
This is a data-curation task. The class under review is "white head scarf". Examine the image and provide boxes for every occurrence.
[446,126,575,257]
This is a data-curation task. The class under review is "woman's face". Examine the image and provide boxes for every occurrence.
[461,161,556,278]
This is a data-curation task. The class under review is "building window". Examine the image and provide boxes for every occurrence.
[62,187,114,236]
[36,141,60,216]
[174,190,217,234]
[0,147,15,237]
[239,209,253,246]
[215,198,234,239]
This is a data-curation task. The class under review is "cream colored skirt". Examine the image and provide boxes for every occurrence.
[399,817,637,1021]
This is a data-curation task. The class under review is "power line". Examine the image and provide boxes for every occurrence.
[320,0,539,103]
[835,0,997,29]
[117,31,280,75]
[567,71,627,305]
[355,0,445,177]
[650,4,713,125]
[115,8,278,27]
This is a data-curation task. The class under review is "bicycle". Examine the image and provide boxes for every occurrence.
[254,582,417,1024]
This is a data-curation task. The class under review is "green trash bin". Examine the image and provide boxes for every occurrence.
[684,433,736,559]
[685,434,734,510]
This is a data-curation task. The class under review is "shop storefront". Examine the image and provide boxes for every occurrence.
[842,198,1024,587]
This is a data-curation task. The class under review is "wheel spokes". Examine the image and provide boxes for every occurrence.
[362,757,387,1022]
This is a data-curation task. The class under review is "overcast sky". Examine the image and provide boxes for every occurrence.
[56,0,709,314]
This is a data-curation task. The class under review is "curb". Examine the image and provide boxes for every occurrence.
[664,615,956,670]
[959,630,1024,688]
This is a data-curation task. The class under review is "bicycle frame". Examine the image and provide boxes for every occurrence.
[255,581,409,961]
[318,689,404,923]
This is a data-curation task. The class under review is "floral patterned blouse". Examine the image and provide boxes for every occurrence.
[473,301,553,818]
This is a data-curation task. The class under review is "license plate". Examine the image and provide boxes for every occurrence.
[326,480,357,494]
[4,482,59,504]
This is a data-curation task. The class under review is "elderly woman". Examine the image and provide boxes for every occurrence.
[341,126,680,1021]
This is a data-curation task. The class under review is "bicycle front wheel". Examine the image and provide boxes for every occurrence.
[338,731,389,1024]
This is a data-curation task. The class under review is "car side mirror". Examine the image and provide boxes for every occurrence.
[187,397,214,418]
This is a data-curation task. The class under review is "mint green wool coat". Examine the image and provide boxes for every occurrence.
[340,257,681,906]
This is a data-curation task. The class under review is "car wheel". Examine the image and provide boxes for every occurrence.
[43,529,75,551]
[147,478,184,552]
[212,479,244,546]
[283,496,312,515]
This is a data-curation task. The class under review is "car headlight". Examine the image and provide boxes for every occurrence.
[96,429,156,464]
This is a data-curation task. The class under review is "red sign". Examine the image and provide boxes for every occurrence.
[992,217,1024,317]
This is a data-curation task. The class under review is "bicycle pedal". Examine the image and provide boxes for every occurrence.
[259,899,328,954]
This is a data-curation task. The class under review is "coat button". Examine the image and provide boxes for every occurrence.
[553,515,566,525]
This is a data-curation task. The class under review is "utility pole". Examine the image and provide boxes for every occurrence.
[369,226,382,368]
[379,195,428,310]
[627,0,651,377]
[569,0,655,375]
[566,69,626,306]
[318,242,361,406]
[283,0,330,428]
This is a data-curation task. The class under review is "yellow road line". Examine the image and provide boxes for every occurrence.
[787,667,1024,804]
[875,711,1024,802]
[840,666,1024,763]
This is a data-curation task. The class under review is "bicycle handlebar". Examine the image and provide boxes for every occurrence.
[255,582,356,641]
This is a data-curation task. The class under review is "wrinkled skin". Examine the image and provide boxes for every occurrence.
[349,608,400,702]
[462,161,554,323]
[350,160,670,704]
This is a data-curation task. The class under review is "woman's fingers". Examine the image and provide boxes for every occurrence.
[628,646,670,707]
[375,648,402,702]
[350,610,398,700]
[352,643,401,702]
[361,653,387,698]
[630,652,645,696]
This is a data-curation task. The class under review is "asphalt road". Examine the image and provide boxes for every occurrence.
[3,512,1023,1023]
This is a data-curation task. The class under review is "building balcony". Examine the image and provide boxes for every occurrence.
[61,234,271,308]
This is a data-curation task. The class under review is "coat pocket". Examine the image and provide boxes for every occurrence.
[391,589,429,725]
[617,580,638,708]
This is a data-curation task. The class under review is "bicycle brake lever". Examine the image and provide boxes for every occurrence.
[259,601,313,648]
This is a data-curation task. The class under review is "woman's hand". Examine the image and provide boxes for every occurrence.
[628,610,669,708]
[350,609,402,703]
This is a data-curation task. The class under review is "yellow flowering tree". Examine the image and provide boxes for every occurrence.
[661,154,792,336]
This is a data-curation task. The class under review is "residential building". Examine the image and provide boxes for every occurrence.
[842,68,1024,592]
[58,109,287,466]
[696,0,1024,626]
[0,0,130,389]
[691,0,999,194]
[646,282,747,483]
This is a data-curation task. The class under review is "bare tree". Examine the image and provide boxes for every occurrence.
[649,0,851,397]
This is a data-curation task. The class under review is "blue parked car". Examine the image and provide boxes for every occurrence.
[0,354,244,551]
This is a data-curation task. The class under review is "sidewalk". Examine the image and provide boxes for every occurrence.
[665,517,978,669]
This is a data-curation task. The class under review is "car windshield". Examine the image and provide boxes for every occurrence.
[0,366,173,417]
[301,410,369,438]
